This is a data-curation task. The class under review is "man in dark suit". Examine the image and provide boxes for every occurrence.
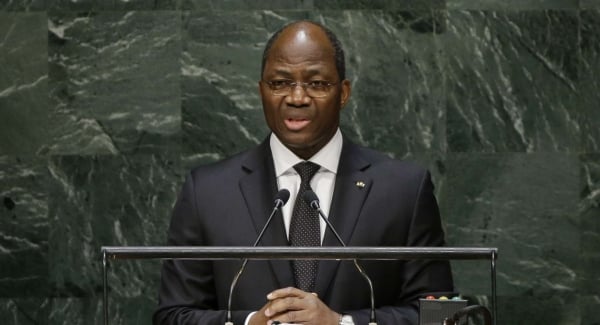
[154,20,453,325]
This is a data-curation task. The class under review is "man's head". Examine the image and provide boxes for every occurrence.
[259,21,351,160]
[261,21,346,80]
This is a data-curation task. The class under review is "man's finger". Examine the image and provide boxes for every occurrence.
[267,287,305,300]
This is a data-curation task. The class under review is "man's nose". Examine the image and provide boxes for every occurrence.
[286,84,311,106]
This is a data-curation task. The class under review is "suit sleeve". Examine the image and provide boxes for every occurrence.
[152,172,251,325]
[348,170,454,325]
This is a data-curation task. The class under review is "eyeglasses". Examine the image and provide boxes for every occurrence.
[263,79,338,98]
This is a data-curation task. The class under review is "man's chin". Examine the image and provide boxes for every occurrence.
[280,138,319,158]
[282,141,313,151]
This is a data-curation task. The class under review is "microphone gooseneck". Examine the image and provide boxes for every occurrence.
[225,189,290,325]
[302,190,378,325]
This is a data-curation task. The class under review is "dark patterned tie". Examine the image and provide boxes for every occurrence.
[289,161,321,291]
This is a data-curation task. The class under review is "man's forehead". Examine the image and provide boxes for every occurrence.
[272,23,333,52]
[292,28,309,42]
[264,50,336,76]
[281,21,324,37]
[266,29,334,63]
[261,21,342,79]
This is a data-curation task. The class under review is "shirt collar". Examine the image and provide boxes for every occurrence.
[270,128,343,177]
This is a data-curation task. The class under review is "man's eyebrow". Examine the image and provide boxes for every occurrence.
[304,67,325,75]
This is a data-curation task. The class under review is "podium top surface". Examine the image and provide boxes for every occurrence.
[101,246,498,261]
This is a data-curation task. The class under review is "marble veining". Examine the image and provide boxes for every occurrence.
[0,156,49,298]
[0,13,48,156]
[443,10,581,153]
[46,11,181,155]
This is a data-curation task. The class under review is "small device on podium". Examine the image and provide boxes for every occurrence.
[419,295,467,325]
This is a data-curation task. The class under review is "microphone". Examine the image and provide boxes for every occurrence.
[303,190,378,325]
[225,189,290,325]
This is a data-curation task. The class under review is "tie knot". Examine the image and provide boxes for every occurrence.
[293,161,320,183]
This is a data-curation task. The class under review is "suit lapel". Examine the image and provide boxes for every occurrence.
[315,139,373,296]
[238,140,295,288]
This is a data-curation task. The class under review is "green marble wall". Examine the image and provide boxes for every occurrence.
[1,0,599,324]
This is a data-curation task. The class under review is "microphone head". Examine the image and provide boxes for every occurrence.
[274,189,290,207]
[302,190,320,210]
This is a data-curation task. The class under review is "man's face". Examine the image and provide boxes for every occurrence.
[259,23,351,160]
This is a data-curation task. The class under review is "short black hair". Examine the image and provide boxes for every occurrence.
[261,20,346,80]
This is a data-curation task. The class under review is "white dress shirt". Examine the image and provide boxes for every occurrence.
[270,129,343,242]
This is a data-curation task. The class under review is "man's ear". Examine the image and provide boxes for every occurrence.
[340,79,351,109]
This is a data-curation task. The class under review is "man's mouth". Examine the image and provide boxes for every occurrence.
[284,118,310,131]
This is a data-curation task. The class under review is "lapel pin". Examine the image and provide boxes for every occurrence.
[355,181,365,188]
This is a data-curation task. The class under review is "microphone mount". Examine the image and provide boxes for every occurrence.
[303,191,378,325]
[225,189,290,325]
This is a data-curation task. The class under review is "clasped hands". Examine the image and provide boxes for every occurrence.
[249,287,340,325]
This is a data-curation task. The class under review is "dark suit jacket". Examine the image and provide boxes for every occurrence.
[154,137,453,325]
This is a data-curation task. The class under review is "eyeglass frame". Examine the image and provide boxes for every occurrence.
[261,79,339,98]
